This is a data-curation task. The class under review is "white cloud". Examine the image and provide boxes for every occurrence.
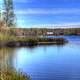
[17,21,80,28]
[15,8,80,14]
[13,0,79,3]
[31,23,80,28]
[13,0,35,3]
[17,20,25,23]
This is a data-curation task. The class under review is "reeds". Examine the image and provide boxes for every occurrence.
[0,68,30,80]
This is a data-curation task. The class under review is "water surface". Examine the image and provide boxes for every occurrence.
[0,36,80,80]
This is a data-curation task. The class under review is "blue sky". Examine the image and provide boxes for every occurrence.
[1,0,80,28]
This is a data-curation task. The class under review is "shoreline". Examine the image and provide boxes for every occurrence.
[0,38,68,47]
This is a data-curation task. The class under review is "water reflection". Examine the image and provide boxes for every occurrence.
[0,48,15,71]
[0,36,80,80]
[12,44,80,80]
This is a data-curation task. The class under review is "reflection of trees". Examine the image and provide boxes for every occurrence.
[0,48,30,80]
[0,48,15,71]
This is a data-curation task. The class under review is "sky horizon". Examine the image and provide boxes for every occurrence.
[0,0,80,28]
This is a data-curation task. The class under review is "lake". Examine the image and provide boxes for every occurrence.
[0,36,80,80]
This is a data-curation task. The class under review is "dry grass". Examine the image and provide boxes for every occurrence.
[0,68,30,80]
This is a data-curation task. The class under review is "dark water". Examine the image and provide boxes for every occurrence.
[0,36,80,80]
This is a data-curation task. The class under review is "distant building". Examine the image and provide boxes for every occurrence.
[47,32,54,35]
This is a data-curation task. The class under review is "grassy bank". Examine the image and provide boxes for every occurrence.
[0,33,15,42]
[0,68,30,80]
[0,32,68,47]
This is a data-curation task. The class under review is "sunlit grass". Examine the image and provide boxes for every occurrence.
[0,33,16,42]
[0,68,30,80]
[0,32,37,42]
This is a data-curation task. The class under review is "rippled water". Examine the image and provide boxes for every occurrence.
[0,36,80,80]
